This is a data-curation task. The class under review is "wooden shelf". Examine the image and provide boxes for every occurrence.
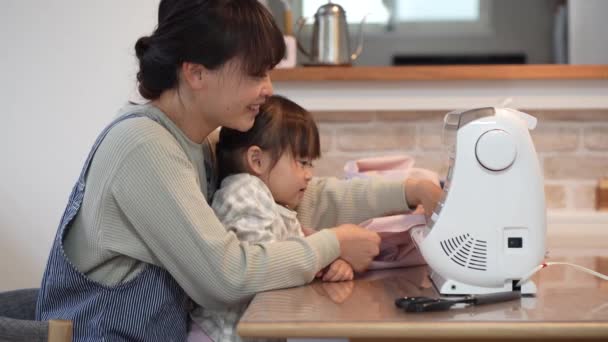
[270,65,608,81]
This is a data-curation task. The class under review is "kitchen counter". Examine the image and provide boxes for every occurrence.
[270,65,608,81]
[238,225,608,341]
[269,68,608,111]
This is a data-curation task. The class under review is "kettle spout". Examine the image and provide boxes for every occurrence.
[296,17,311,58]
[351,14,368,61]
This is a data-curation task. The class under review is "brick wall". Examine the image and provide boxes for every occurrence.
[311,109,608,211]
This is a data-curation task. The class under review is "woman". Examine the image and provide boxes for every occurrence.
[36,0,442,341]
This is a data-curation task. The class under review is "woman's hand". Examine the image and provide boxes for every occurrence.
[331,224,380,272]
[404,178,442,220]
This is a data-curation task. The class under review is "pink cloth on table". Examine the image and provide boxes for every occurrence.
[360,214,427,270]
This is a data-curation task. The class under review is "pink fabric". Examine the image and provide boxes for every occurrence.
[344,155,413,180]
[345,155,437,270]
[360,214,427,270]
[344,155,440,185]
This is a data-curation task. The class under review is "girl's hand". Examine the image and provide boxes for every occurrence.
[311,280,355,303]
[322,259,354,282]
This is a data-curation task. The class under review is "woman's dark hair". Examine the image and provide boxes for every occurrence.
[135,0,285,99]
[216,95,321,183]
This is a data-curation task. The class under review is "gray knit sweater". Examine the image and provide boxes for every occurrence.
[62,103,409,310]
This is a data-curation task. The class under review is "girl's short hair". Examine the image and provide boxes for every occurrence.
[135,0,285,99]
[216,95,321,183]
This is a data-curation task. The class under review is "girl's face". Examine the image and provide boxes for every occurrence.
[263,152,314,209]
[199,58,273,132]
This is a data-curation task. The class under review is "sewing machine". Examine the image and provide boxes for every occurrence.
[411,107,546,295]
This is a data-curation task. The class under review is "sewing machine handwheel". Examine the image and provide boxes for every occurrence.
[475,129,517,171]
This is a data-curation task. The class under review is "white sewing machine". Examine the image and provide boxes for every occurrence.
[411,107,546,295]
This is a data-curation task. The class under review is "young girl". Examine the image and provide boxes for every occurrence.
[191,95,353,342]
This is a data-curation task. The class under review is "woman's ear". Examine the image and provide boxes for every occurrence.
[181,62,207,90]
[245,146,267,176]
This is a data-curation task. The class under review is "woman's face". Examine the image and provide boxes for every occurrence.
[200,58,273,132]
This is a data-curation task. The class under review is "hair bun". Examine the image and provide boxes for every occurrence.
[135,36,152,60]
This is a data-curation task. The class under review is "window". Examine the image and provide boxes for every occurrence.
[395,0,480,22]
[297,0,489,36]
[302,0,390,25]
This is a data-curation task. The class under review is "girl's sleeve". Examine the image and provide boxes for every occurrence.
[296,177,410,230]
[110,137,339,309]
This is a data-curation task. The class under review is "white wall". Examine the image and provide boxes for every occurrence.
[568,0,608,64]
[1,0,159,291]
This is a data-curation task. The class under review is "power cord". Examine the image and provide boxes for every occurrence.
[516,261,608,287]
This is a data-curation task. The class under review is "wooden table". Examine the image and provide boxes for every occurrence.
[238,234,608,341]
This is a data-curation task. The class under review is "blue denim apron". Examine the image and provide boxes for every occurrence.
[36,112,190,341]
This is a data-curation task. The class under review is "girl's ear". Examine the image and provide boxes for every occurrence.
[245,146,267,176]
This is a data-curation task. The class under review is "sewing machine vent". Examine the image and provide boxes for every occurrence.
[440,234,488,271]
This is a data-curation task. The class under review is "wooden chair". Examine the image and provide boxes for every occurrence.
[0,288,72,342]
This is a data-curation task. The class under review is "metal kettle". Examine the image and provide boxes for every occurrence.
[296,1,366,66]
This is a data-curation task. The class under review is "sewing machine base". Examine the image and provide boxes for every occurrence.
[430,269,537,295]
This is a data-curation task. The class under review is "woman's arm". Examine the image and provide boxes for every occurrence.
[110,137,340,309]
[296,177,409,229]
[297,176,442,230]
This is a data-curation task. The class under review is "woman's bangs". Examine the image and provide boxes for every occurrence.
[234,3,285,76]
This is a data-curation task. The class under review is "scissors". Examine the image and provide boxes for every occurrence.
[395,291,521,313]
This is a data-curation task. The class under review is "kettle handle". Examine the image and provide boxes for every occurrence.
[295,17,311,58]
[351,13,369,61]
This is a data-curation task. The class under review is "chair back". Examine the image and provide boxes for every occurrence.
[0,288,72,342]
